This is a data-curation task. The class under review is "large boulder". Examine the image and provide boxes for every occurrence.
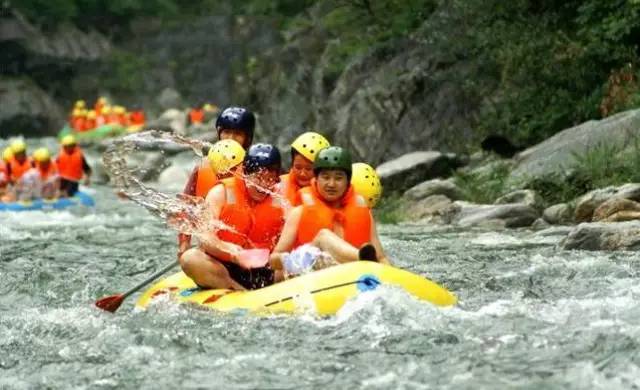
[560,221,640,250]
[452,201,539,228]
[156,88,184,111]
[157,164,190,191]
[592,198,640,223]
[403,178,462,201]
[376,151,462,194]
[494,189,543,210]
[542,203,574,225]
[510,109,640,182]
[574,183,640,222]
[0,79,64,137]
[145,109,188,135]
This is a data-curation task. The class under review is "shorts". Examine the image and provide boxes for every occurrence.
[60,179,79,196]
[220,260,274,290]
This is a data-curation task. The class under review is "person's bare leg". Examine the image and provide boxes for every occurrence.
[179,248,245,290]
[311,228,359,263]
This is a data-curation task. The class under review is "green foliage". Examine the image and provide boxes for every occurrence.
[453,161,512,204]
[373,193,407,225]
[101,50,149,94]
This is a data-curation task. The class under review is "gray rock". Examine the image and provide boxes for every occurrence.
[0,79,65,137]
[146,109,188,135]
[137,153,171,182]
[405,194,460,223]
[403,178,462,201]
[510,109,640,182]
[560,221,640,251]
[156,89,184,111]
[542,203,574,225]
[376,151,461,194]
[452,201,540,228]
[531,218,551,230]
[495,189,543,210]
[157,164,190,191]
[574,183,640,222]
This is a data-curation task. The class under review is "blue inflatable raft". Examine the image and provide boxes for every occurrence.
[0,191,95,212]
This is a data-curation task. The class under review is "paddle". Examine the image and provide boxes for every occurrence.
[95,260,178,313]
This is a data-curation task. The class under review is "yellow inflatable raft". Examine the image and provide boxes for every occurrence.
[136,262,456,315]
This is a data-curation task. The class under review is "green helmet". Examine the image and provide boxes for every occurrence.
[314,146,353,178]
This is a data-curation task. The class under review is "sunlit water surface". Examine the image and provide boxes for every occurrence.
[1,187,640,389]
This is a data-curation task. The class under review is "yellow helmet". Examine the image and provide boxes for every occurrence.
[291,132,330,162]
[61,135,77,146]
[2,147,14,162]
[33,147,51,162]
[87,110,97,119]
[72,108,82,117]
[114,105,126,114]
[207,139,246,175]
[203,103,218,111]
[351,162,382,208]
[97,96,108,104]
[11,140,27,154]
[102,105,112,114]
[75,100,86,108]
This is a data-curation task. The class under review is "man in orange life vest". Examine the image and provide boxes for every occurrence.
[179,144,284,290]
[56,135,92,197]
[179,107,255,258]
[270,146,390,269]
[6,140,33,184]
[277,131,330,211]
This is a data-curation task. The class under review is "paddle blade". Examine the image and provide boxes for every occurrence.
[95,294,125,313]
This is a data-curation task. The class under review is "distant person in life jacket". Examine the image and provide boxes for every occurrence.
[179,144,284,290]
[177,139,246,258]
[270,146,390,272]
[189,106,205,125]
[15,148,59,201]
[277,132,330,212]
[6,140,33,184]
[56,135,92,197]
[0,147,13,201]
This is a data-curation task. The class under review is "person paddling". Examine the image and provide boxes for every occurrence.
[179,144,284,290]
[277,131,330,211]
[270,146,390,272]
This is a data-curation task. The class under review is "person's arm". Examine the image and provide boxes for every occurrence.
[269,206,303,270]
[197,184,243,263]
[81,155,92,185]
[369,214,391,264]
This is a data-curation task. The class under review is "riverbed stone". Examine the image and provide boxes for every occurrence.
[452,201,539,228]
[592,198,640,222]
[542,203,574,225]
[405,194,460,223]
[560,221,640,250]
[495,189,543,210]
[403,178,462,201]
[574,183,640,222]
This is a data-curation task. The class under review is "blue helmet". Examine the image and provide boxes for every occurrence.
[244,143,281,173]
[216,106,255,146]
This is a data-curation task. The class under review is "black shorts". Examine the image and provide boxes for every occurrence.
[220,261,274,290]
[59,179,79,196]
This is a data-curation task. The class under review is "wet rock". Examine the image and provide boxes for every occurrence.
[531,218,551,230]
[376,151,462,194]
[156,88,184,111]
[137,152,171,182]
[592,198,640,222]
[560,221,640,251]
[510,109,640,182]
[495,189,543,210]
[157,164,190,191]
[403,178,462,201]
[0,79,65,137]
[542,203,574,225]
[146,109,188,135]
[452,202,539,228]
[405,195,460,223]
[574,183,640,222]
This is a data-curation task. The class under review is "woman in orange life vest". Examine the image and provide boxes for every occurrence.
[56,135,92,197]
[14,148,59,201]
[178,107,256,257]
[176,139,246,257]
[270,146,390,270]
[6,140,33,184]
[277,131,330,212]
[179,144,284,290]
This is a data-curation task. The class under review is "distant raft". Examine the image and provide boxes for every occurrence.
[57,124,131,142]
[136,261,457,316]
[0,191,95,212]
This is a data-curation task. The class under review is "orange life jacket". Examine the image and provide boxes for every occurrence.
[189,109,204,125]
[56,147,84,181]
[107,113,120,124]
[116,114,128,126]
[95,115,107,127]
[195,158,218,198]
[83,118,96,132]
[9,157,33,182]
[71,117,85,132]
[295,182,372,249]
[278,172,302,207]
[216,176,284,251]
[129,111,146,125]
[37,162,58,181]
